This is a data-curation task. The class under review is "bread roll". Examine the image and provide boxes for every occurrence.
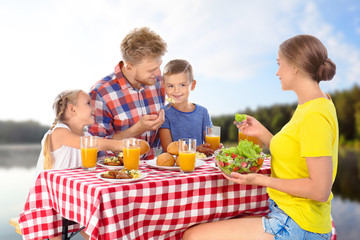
[167,141,179,155]
[175,155,180,167]
[140,140,150,155]
[157,153,175,166]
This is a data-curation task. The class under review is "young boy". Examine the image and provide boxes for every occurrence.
[159,59,215,156]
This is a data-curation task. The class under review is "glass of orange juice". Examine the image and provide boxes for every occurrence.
[178,138,197,174]
[205,126,221,151]
[238,129,263,149]
[123,138,141,170]
[80,136,98,171]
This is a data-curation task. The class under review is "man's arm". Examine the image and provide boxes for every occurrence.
[112,109,165,140]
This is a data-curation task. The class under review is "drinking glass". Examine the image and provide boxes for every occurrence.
[205,126,221,151]
[80,136,98,171]
[238,129,263,148]
[123,138,141,170]
[178,138,197,173]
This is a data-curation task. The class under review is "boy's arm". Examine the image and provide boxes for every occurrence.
[159,128,173,152]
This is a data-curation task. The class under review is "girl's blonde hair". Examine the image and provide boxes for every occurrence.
[43,90,83,170]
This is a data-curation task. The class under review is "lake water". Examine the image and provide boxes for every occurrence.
[1,144,359,239]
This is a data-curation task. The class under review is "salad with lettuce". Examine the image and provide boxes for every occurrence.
[216,139,268,175]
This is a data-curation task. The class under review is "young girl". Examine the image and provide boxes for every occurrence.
[35,89,149,176]
[183,35,338,240]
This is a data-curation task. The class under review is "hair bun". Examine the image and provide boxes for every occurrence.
[315,58,336,82]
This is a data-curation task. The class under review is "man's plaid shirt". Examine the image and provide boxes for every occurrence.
[88,62,165,159]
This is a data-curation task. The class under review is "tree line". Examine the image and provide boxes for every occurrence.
[1,85,359,146]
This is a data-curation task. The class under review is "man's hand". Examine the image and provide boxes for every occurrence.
[136,109,165,132]
[112,109,165,140]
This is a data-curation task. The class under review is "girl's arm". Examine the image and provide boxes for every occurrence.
[227,156,333,202]
[51,128,149,154]
[159,128,173,152]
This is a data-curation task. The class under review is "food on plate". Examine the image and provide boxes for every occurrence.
[140,140,150,155]
[166,97,176,104]
[101,169,140,179]
[167,141,179,155]
[196,152,207,159]
[104,153,123,166]
[235,113,247,123]
[157,152,175,166]
[215,139,268,175]
[196,144,214,157]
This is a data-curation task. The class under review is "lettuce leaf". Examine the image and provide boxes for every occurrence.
[235,113,247,122]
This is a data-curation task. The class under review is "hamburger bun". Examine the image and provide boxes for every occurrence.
[167,141,179,155]
[157,153,175,166]
[140,140,150,155]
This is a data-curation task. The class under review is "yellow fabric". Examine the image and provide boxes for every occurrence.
[268,97,338,233]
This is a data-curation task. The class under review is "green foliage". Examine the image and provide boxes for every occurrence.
[0,120,49,144]
[332,148,360,201]
[2,85,360,145]
[212,85,360,146]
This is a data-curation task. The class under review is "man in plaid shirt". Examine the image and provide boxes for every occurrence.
[89,27,167,159]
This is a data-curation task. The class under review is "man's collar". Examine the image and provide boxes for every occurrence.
[115,61,145,91]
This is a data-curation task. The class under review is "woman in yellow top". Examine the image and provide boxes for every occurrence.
[183,35,338,240]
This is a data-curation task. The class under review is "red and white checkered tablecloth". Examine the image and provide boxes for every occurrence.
[18,158,336,240]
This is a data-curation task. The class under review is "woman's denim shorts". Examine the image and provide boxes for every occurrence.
[262,199,331,240]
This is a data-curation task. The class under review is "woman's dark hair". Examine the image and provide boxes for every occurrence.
[279,35,336,82]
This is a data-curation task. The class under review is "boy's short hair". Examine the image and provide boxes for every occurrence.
[121,27,167,65]
[163,59,194,82]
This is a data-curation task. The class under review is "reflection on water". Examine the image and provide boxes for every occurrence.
[1,144,360,239]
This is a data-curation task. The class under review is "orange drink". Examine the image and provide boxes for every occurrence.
[205,126,221,150]
[178,138,197,173]
[205,136,221,151]
[179,152,196,172]
[80,136,98,170]
[123,147,141,170]
[238,130,263,148]
[123,138,141,170]
[81,148,98,168]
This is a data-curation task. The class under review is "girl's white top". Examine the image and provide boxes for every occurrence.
[35,123,91,178]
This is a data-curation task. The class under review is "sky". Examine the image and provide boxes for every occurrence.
[1,0,360,126]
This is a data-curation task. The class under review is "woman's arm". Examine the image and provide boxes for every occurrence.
[227,156,333,202]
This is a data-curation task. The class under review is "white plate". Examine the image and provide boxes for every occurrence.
[97,160,124,171]
[146,159,206,170]
[96,171,148,183]
[197,154,215,161]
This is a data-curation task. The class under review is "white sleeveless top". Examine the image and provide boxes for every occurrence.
[35,123,91,178]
